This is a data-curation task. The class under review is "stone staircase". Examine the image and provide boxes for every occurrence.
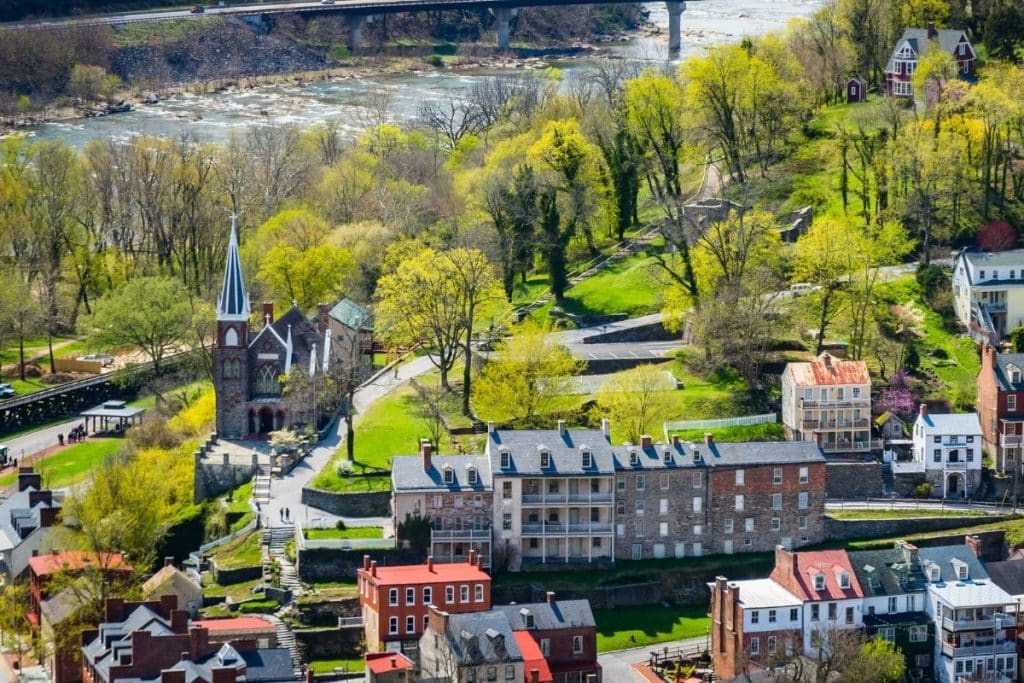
[253,472,272,505]
[263,525,303,597]
[881,461,895,495]
[264,613,303,678]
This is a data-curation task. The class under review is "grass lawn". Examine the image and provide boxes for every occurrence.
[129,380,213,410]
[211,531,263,570]
[670,353,756,419]
[202,577,263,602]
[306,526,382,540]
[225,480,254,533]
[309,658,364,674]
[552,242,667,319]
[669,422,784,443]
[5,378,49,397]
[595,605,710,652]
[827,508,988,520]
[0,438,123,489]
[844,514,1024,550]
[312,384,437,491]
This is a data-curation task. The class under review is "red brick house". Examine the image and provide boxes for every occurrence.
[495,593,601,683]
[365,652,414,683]
[977,344,1024,480]
[356,553,492,653]
[884,23,976,97]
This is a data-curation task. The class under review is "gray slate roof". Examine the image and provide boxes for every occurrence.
[612,440,825,470]
[918,545,989,583]
[494,599,596,630]
[960,248,1024,271]
[445,611,523,666]
[0,486,60,553]
[393,454,492,492]
[848,547,928,598]
[488,429,616,476]
[993,351,1024,391]
[984,559,1024,597]
[329,298,372,331]
[897,27,969,57]
[917,412,982,435]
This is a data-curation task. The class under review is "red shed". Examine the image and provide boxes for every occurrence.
[846,76,868,103]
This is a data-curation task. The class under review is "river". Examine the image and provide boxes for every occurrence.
[26,0,821,147]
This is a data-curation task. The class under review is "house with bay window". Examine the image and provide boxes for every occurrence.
[885,23,976,98]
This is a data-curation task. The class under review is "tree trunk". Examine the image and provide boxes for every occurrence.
[18,332,26,382]
[462,328,473,417]
[345,397,355,461]
[47,330,55,375]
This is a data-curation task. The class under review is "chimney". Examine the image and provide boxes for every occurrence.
[919,403,929,418]
[640,434,653,449]
[420,438,432,470]
[672,434,681,446]
[181,652,190,663]
[557,419,567,434]
[772,545,797,591]
[17,469,41,492]
[305,666,314,683]
[362,555,370,571]
[896,540,920,566]
[170,609,188,634]
[965,534,982,558]
[316,303,330,332]
[391,658,398,669]
[927,21,937,39]
[477,554,483,570]
[822,352,832,368]
[211,668,236,683]
[487,421,495,433]
[600,418,610,438]
[261,301,274,324]
[370,560,377,578]
[704,432,714,447]
[105,597,126,623]
[530,670,540,683]
[427,556,435,572]
[546,591,555,605]
[162,671,186,683]
[428,605,450,634]
[164,556,174,568]
[467,549,475,566]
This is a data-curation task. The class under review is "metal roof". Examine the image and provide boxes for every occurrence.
[217,217,250,322]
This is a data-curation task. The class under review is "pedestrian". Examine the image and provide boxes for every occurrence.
[58,433,64,446]
[279,508,284,523]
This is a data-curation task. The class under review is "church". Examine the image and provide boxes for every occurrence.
[213,220,373,439]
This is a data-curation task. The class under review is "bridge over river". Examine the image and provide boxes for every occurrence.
[2,0,694,53]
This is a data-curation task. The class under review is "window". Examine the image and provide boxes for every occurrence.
[774,467,783,484]
[798,492,808,509]
[1010,395,1017,412]
[735,495,744,511]
[772,493,782,510]
[433,495,442,509]
[933,449,941,462]
[406,615,416,633]
[966,435,974,443]
[813,574,825,591]
[617,477,625,491]
[751,610,760,624]
[540,638,550,656]
[254,365,280,395]
[635,500,645,515]
[845,607,854,624]
[745,518,755,532]
[636,475,646,491]
[573,635,583,653]
[692,472,702,488]
[635,520,645,537]
[460,585,469,603]
[500,451,510,469]
[423,587,432,604]
[663,449,672,464]
[629,450,639,466]
[799,466,809,484]
[445,585,455,603]
[811,604,820,621]
[406,587,415,605]
[933,435,941,443]
[503,513,511,530]
[888,596,897,612]
[502,481,512,499]
[750,637,760,656]
[475,584,484,602]
[660,522,670,537]
[617,524,625,537]
[768,636,777,653]
[388,616,398,635]
[693,497,702,513]
[909,625,927,642]
[505,665,515,680]
[967,449,974,462]
[582,450,592,468]
[798,516,807,530]
[839,572,850,589]
[616,500,625,515]
[424,614,430,631]
[660,473,670,490]
[768,609,777,623]
[736,469,745,486]
[389,588,398,606]
[852,387,861,398]
[879,627,895,642]
[828,603,837,620]
[454,495,464,508]
[467,468,478,484]
[724,518,734,534]
[771,517,781,531]
[540,450,550,468]
[789,608,799,621]
[632,543,642,559]
[443,467,454,484]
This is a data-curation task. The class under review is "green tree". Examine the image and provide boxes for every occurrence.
[842,637,906,683]
[482,165,540,303]
[0,270,42,381]
[595,365,678,444]
[1011,326,1024,353]
[473,322,586,426]
[88,276,194,374]
[0,583,30,667]
[985,3,1024,62]
[67,64,121,102]
[256,243,356,312]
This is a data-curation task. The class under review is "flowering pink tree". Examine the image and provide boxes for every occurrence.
[879,370,916,420]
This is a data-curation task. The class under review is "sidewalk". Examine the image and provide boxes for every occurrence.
[597,636,708,683]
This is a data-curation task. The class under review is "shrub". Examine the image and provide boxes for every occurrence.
[916,482,933,498]
[335,519,347,531]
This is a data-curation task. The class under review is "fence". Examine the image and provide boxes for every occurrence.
[663,413,776,440]
[53,358,103,374]
[186,498,259,583]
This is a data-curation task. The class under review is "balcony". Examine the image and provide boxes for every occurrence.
[942,615,1004,631]
[802,419,870,430]
[798,398,869,409]
[521,523,613,536]
[1000,434,1022,447]
[522,493,613,506]
[521,494,566,505]
[431,529,492,541]
[941,639,1016,658]
[944,461,968,470]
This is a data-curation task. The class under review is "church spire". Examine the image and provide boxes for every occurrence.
[217,215,250,322]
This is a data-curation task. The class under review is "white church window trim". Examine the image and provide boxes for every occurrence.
[254,365,281,396]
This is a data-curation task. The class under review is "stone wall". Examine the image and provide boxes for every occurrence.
[296,596,361,626]
[211,561,262,585]
[300,487,390,517]
[579,321,678,344]
[294,624,363,660]
[823,514,1013,543]
[297,547,425,582]
[194,458,258,502]
[826,462,885,499]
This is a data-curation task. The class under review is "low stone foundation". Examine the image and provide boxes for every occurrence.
[823,514,1013,543]
[300,486,390,517]
[297,547,424,582]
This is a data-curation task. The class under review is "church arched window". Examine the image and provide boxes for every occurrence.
[254,365,280,396]
[224,327,239,347]
[224,359,241,379]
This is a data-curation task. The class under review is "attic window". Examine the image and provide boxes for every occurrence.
[663,449,672,464]
[500,449,510,469]
[692,446,702,463]
[520,608,534,629]
[581,449,592,468]
[540,449,551,468]
[629,450,639,466]
[443,467,454,485]
[813,573,825,592]
[467,467,478,485]
[952,559,969,581]
[928,565,940,582]
[838,571,851,590]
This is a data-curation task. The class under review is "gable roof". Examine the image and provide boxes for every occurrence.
[0,485,60,553]
[191,616,276,633]
[512,632,553,683]
[392,454,492,493]
[785,353,870,387]
[329,298,372,331]
[915,412,982,435]
[847,547,928,598]
[992,351,1024,391]
[142,564,202,602]
[776,549,864,602]
[494,599,596,631]
[30,551,132,577]
[983,559,1024,597]
[488,429,616,476]
[896,27,971,57]
[917,545,990,583]
[444,611,523,666]
[361,560,490,586]
[366,652,415,675]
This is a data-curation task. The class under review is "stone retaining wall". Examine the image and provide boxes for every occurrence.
[297,547,424,582]
[300,487,390,517]
[294,624,363,659]
[211,561,262,585]
[826,462,885,499]
[824,515,1011,546]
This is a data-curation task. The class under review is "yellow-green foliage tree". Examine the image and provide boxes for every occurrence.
[256,243,356,312]
[473,321,586,427]
[595,364,678,444]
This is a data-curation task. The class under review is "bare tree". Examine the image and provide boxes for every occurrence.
[418,98,485,150]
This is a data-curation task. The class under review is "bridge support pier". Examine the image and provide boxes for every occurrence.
[666,1,685,52]
[348,14,373,51]
[494,7,517,51]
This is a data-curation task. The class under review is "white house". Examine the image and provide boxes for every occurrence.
[781,353,873,453]
[952,248,1024,342]
[900,405,982,498]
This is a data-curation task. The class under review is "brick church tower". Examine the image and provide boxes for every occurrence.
[214,217,251,438]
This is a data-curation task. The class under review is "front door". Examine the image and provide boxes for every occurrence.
[258,407,274,434]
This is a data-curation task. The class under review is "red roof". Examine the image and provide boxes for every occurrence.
[361,561,490,586]
[192,617,275,632]
[365,652,414,674]
[29,551,132,577]
[777,549,863,601]
[787,353,870,387]
[513,632,553,683]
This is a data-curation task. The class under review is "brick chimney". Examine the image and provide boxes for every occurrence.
[640,434,653,449]
[770,545,798,594]
[164,556,175,568]
[487,421,495,433]
[211,667,236,683]
[170,609,188,634]
[927,21,937,39]
[370,560,377,578]
[261,302,274,324]
[704,433,714,447]
[17,468,41,492]
[305,666,314,683]
[919,403,929,418]
[601,418,610,438]
[105,597,126,623]
[477,554,483,570]
[316,303,331,333]
[546,591,555,604]
[363,555,370,571]
[427,556,435,572]
[672,435,681,446]
[428,605,450,635]
[161,670,186,683]
[530,670,540,683]
[467,549,475,566]
[965,534,982,558]
[557,419,567,434]
[420,439,432,470]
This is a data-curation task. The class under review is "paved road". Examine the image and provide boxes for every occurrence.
[597,636,708,682]
[1,418,83,462]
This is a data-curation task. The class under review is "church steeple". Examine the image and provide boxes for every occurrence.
[217,215,250,322]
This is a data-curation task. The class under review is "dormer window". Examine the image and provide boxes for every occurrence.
[928,565,940,582]
[443,467,454,485]
[663,449,672,464]
[838,571,850,590]
[813,573,825,591]
[467,467,478,485]
[951,559,969,581]
[520,608,534,629]
[500,449,510,469]
[692,446,702,463]
[1009,364,1021,384]
[581,448,592,468]
[629,450,639,466]
[540,449,551,468]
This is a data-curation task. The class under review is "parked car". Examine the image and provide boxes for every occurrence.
[0,384,15,399]
[79,353,114,367]
[190,5,205,13]
[321,0,336,4]
[789,282,819,296]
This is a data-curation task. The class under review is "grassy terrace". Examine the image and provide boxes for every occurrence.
[305,526,383,540]
[596,605,709,652]
[827,508,989,520]
[309,659,365,675]
[0,438,122,489]
[211,531,263,570]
